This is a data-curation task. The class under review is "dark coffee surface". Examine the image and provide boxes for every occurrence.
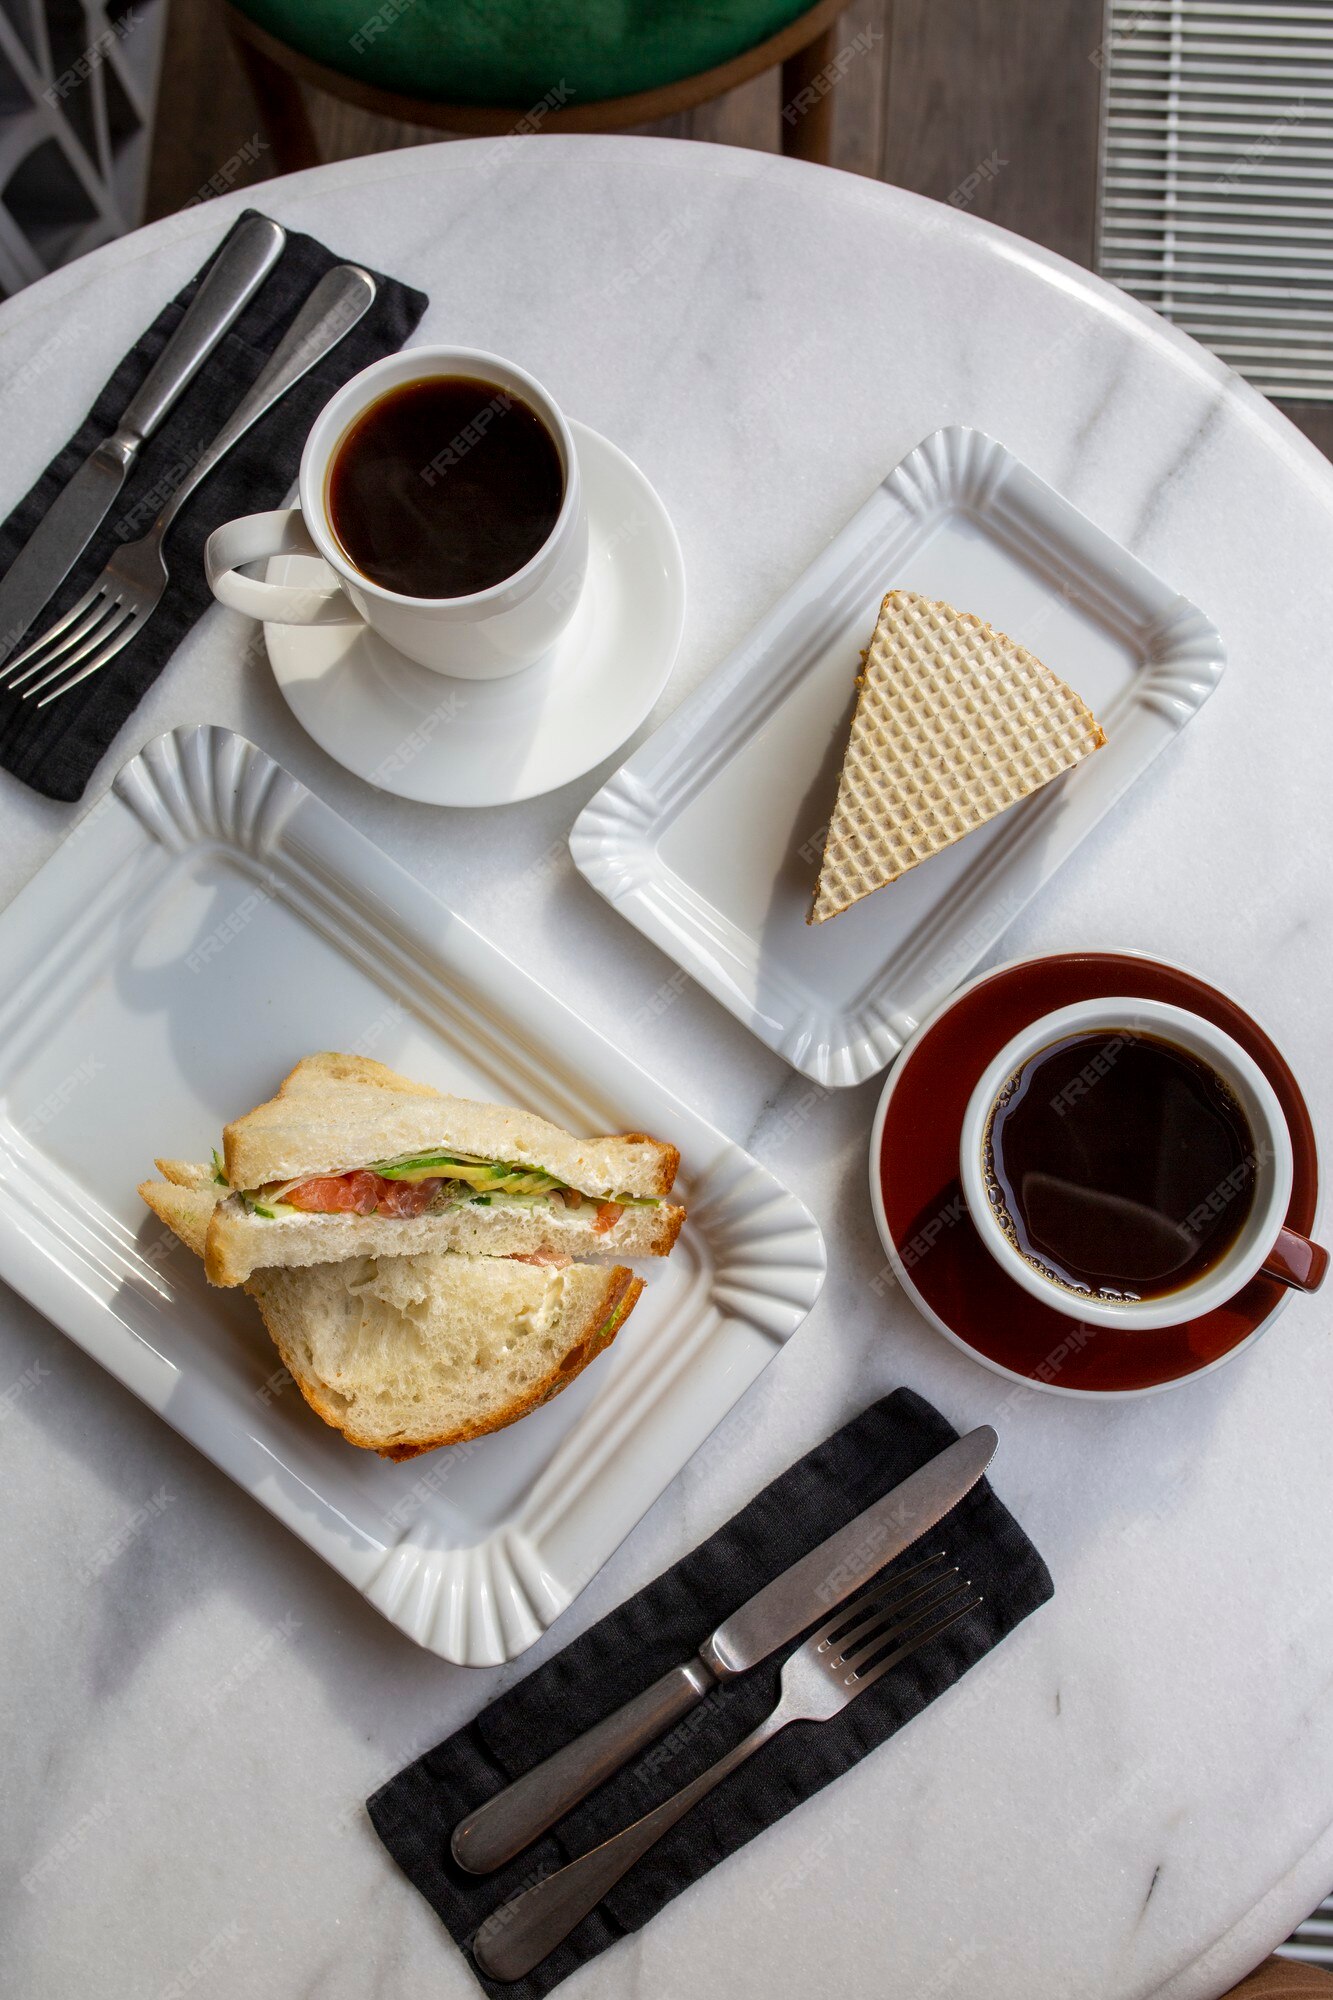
[0,209,427,801]
[986,1030,1256,1300]
[328,375,563,598]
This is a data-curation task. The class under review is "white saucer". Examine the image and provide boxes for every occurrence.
[262,421,685,806]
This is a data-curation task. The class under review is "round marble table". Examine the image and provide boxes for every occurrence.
[2,137,1331,2000]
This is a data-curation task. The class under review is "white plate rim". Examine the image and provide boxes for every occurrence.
[0,726,825,1663]
[569,424,1226,1087]
[264,419,687,807]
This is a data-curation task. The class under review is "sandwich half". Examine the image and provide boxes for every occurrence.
[140,1164,643,1460]
[200,1052,685,1287]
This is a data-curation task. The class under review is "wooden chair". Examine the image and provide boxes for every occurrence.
[223,0,852,173]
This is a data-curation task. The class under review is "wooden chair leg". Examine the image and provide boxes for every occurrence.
[780,23,837,164]
[229,26,323,173]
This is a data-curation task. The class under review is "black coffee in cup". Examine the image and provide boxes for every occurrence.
[984,1030,1257,1302]
[327,375,564,599]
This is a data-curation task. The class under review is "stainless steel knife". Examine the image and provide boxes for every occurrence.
[0,212,286,664]
[450,1423,998,1875]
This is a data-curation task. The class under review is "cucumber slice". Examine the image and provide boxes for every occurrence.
[374,1152,500,1185]
[374,1151,561,1193]
[238,1189,299,1220]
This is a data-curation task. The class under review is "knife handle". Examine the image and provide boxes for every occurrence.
[451,1658,715,1876]
[119,214,286,442]
[153,264,376,538]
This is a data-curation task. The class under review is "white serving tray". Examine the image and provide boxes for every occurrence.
[0,726,824,1665]
[570,425,1224,1086]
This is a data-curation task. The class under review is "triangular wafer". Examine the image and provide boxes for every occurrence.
[809,591,1106,923]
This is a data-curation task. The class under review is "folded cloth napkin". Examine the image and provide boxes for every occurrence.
[0,208,427,803]
[368,1386,1053,1998]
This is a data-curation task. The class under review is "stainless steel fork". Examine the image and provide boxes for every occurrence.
[472,1564,981,1982]
[2,262,377,706]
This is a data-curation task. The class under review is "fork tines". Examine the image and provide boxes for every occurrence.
[0,583,133,703]
[818,1557,980,1688]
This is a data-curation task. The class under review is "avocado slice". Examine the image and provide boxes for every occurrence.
[372,1151,563,1195]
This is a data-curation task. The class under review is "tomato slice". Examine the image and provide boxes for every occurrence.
[593,1201,625,1234]
[282,1171,443,1216]
[374,1176,442,1217]
[282,1171,380,1213]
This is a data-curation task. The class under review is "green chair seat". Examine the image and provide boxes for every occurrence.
[232,0,818,106]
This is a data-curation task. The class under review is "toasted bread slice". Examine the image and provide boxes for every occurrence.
[139,1172,642,1460]
[141,1170,217,1257]
[222,1053,680,1199]
[202,1187,684,1288]
[810,591,1106,922]
[249,1256,640,1460]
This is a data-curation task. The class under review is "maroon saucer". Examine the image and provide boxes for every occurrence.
[874,952,1321,1394]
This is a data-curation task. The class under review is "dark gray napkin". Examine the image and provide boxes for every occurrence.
[368,1387,1053,1997]
[0,208,427,803]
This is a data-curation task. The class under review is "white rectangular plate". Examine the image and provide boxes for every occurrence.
[571,425,1224,1086]
[0,726,824,1665]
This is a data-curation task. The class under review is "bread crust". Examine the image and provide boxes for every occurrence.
[269,1267,644,1460]
[222,1053,680,1201]
[139,1176,214,1258]
[139,1172,646,1459]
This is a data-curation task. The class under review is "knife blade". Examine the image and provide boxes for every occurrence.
[705,1421,997,1674]
[450,1423,997,1874]
[0,213,285,666]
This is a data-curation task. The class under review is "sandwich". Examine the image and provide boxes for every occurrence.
[140,1163,643,1460]
[192,1052,685,1287]
[810,590,1106,922]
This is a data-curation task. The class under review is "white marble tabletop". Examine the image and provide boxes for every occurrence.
[2,136,1332,2000]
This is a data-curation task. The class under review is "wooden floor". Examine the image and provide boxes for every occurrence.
[146,0,1328,458]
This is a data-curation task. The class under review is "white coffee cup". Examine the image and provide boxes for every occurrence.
[958,997,1324,1330]
[204,345,588,680]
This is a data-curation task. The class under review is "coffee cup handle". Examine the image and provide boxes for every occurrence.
[205,509,362,625]
[1260,1226,1329,1293]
